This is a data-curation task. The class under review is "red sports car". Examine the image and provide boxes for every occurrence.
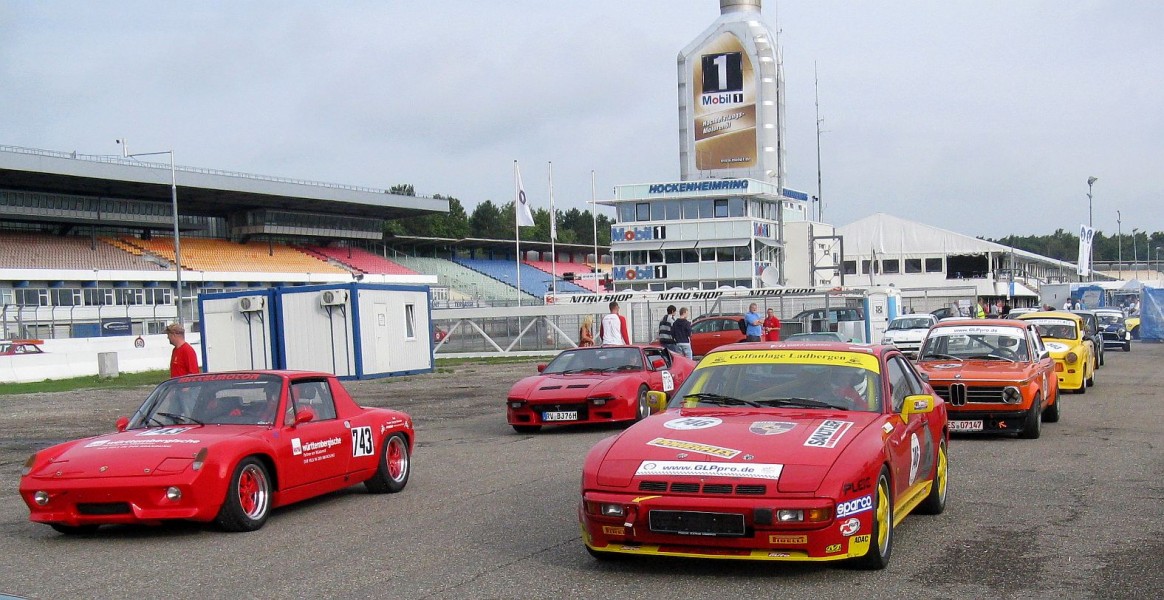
[580,342,949,569]
[506,345,695,433]
[689,315,746,357]
[20,371,413,534]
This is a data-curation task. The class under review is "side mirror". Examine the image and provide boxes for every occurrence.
[901,394,934,422]
[646,390,668,413]
[1039,350,1051,360]
[294,407,316,425]
[918,372,930,383]
[651,358,666,369]
[536,364,547,373]
[116,416,129,432]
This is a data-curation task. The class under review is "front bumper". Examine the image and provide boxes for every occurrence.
[1052,358,1086,391]
[947,409,1031,434]
[20,470,220,527]
[508,397,637,427]
[579,490,873,562]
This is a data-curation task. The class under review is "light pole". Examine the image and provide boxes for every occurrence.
[1116,210,1122,279]
[118,140,183,324]
[1156,247,1162,279]
[1086,176,1097,280]
[1132,228,1139,280]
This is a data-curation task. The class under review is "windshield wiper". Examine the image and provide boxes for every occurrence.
[920,353,963,361]
[683,392,762,407]
[966,354,1016,363]
[756,397,843,410]
[157,412,203,425]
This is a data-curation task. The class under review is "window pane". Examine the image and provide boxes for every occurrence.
[636,203,650,221]
[905,259,922,273]
[698,199,714,219]
[404,304,416,339]
[664,200,681,220]
[843,261,857,275]
[883,259,900,274]
[728,197,745,217]
[651,201,665,221]
[925,258,943,272]
[714,199,729,218]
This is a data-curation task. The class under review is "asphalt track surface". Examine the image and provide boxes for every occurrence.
[1,346,1162,600]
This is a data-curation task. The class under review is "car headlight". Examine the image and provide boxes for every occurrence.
[507,399,525,409]
[22,453,37,477]
[1065,352,1078,364]
[1003,386,1022,404]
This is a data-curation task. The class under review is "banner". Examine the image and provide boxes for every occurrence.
[1077,224,1094,276]
[515,162,534,227]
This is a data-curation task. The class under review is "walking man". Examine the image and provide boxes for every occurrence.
[657,305,679,354]
[599,301,630,346]
[166,322,200,378]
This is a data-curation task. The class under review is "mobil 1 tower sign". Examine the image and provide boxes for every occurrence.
[678,0,785,188]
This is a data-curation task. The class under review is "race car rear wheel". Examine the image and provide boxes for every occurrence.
[634,385,650,422]
[1124,339,1131,352]
[365,433,410,494]
[917,440,947,515]
[511,425,542,434]
[216,457,271,532]
[1042,388,1061,423]
[50,523,99,535]
[1019,393,1042,439]
[851,467,893,570]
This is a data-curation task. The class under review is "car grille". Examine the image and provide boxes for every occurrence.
[935,384,1007,406]
[649,510,746,537]
[538,385,562,390]
[638,481,767,495]
[76,502,131,515]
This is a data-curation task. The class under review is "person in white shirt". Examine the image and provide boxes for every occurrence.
[599,301,630,346]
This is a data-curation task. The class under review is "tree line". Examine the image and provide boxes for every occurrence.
[383,184,613,246]
[987,229,1164,263]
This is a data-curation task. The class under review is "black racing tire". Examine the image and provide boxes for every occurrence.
[916,440,947,515]
[1131,325,1140,340]
[365,433,410,494]
[512,424,542,434]
[1019,394,1042,439]
[1098,349,1105,367]
[586,545,623,562]
[50,523,99,535]
[633,385,650,423]
[1124,340,1131,352]
[215,457,272,532]
[851,467,893,570]
[1042,388,1061,423]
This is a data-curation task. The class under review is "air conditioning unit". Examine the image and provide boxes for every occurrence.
[320,289,349,306]
[237,296,266,312]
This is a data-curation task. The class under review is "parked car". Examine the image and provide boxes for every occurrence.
[1092,309,1132,352]
[931,306,969,320]
[1016,312,1096,394]
[782,332,848,342]
[791,306,865,333]
[505,345,695,433]
[1069,310,1105,367]
[1003,308,1038,318]
[915,319,1059,438]
[689,314,746,357]
[579,341,948,569]
[0,339,45,355]
[20,371,414,534]
[880,314,938,358]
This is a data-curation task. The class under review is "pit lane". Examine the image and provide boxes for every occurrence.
[0,348,1161,599]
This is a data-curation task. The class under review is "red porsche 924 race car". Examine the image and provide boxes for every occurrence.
[20,371,413,534]
[580,342,948,569]
[506,345,695,433]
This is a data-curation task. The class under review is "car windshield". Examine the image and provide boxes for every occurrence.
[1095,313,1124,327]
[542,347,643,374]
[667,350,882,413]
[783,332,844,342]
[1025,318,1078,341]
[919,326,1029,362]
[888,317,934,330]
[128,374,284,428]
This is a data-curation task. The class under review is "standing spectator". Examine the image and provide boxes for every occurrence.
[1002,300,1012,316]
[657,305,678,354]
[672,307,693,360]
[166,322,199,378]
[599,301,630,346]
[744,303,764,342]
[763,307,781,341]
[992,299,1005,317]
[578,315,595,347]
[976,298,987,319]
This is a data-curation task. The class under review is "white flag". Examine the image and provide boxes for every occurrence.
[1077,224,1094,276]
[548,163,557,240]
[515,162,534,227]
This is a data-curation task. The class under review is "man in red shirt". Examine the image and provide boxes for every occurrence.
[763,308,781,342]
[166,322,200,377]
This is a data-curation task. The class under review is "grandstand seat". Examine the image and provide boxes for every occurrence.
[0,232,164,270]
[304,246,418,275]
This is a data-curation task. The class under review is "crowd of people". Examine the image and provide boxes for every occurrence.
[576,301,781,360]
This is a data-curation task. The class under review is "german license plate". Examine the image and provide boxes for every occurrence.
[950,420,983,432]
[543,411,578,422]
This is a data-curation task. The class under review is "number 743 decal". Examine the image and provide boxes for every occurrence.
[352,426,374,457]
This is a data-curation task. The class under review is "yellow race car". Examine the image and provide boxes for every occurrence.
[1017,312,1096,393]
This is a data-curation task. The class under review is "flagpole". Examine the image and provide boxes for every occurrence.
[514,160,522,307]
[591,170,599,296]
[549,161,557,296]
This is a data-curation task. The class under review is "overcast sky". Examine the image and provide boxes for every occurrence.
[2,1,1159,238]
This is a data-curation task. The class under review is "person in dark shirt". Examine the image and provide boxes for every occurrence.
[671,307,693,360]
[657,305,678,354]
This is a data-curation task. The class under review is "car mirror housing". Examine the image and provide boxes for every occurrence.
[115,416,129,432]
[646,390,668,413]
[294,407,316,426]
[537,364,547,373]
[901,394,934,421]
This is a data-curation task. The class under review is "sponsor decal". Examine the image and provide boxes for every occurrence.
[647,437,741,459]
[137,427,195,436]
[602,526,626,536]
[1044,342,1070,352]
[181,373,262,382]
[293,436,343,463]
[935,326,1023,336]
[853,534,871,544]
[768,534,807,545]
[842,477,870,494]
[749,421,796,436]
[85,438,200,448]
[702,350,880,373]
[882,423,895,434]
[351,426,374,458]
[664,416,722,430]
[767,552,791,558]
[1027,318,1075,328]
[612,265,668,281]
[839,517,861,537]
[632,495,660,503]
[909,433,921,485]
[804,420,853,449]
[825,543,842,554]
[635,461,782,480]
[647,180,748,194]
[661,370,675,392]
[291,438,302,456]
[913,399,928,411]
[836,494,873,518]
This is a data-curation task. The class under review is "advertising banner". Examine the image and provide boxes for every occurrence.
[1077,224,1094,276]
[692,32,756,171]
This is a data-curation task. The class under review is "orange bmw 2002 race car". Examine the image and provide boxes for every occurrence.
[915,320,1059,438]
[1016,312,1097,394]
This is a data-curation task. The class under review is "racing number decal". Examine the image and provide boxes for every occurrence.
[908,432,921,485]
[352,426,374,458]
[661,370,675,392]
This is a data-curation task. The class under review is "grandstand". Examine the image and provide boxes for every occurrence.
[304,245,417,276]
[524,260,601,292]
[392,255,538,303]
[0,232,164,271]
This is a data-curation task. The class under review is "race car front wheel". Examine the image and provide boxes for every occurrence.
[366,433,411,494]
[216,457,271,532]
[851,467,893,570]
[1042,388,1061,423]
[917,440,947,515]
[634,385,650,422]
[1019,393,1042,439]
[50,523,99,536]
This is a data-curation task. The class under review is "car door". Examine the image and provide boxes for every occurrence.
[690,318,727,356]
[277,378,352,490]
[883,355,935,502]
[642,347,677,394]
[1027,325,1057,405]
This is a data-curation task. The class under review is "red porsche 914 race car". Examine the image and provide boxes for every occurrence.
[20,371,413,534]
[506,345,695,433]
[580,342,948,569]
